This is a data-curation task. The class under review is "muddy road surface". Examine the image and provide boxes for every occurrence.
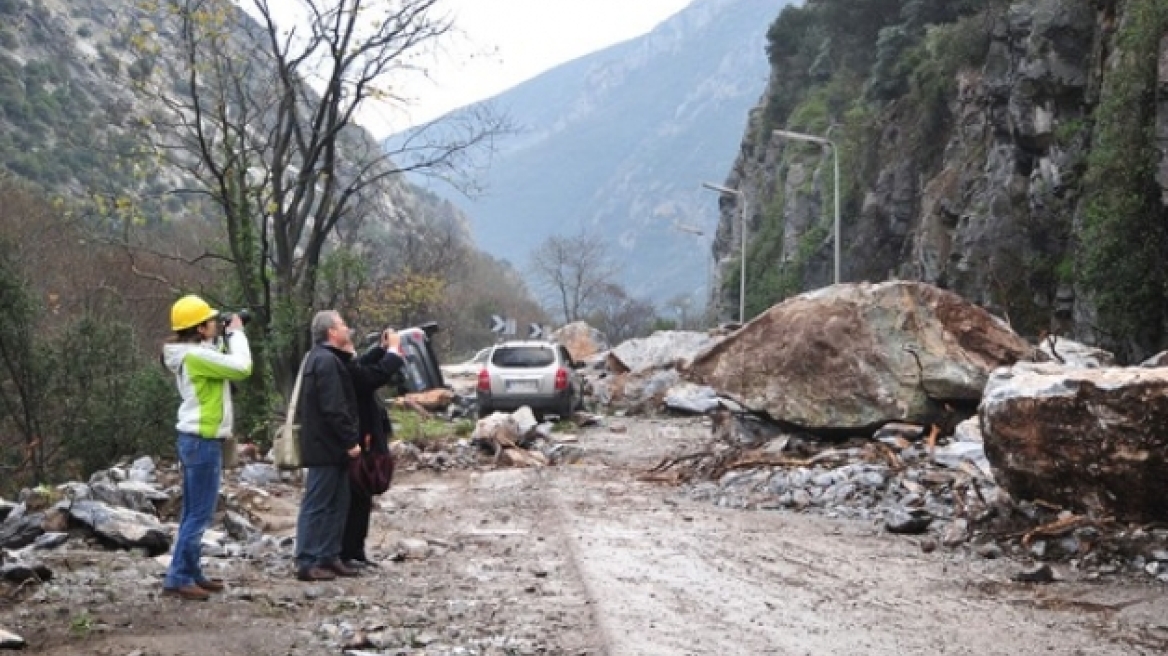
[5,417,1167,655]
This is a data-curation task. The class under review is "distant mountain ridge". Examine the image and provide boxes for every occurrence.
[393,0,787,305]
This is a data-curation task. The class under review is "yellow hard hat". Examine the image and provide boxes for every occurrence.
[171,295,218,331]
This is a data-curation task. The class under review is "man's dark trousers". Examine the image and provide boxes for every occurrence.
[295,464,350,569]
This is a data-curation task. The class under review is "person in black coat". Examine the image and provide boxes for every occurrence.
[340,327,405,566]
[294,310,364,582]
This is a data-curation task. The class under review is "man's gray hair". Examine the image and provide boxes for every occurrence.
[311,310,340,343]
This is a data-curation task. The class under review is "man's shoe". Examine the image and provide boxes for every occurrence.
[162,584,211,601]
[343,558,380,570]
[296,566,337,582]
[196,578,226,593]
[326,560,361,577]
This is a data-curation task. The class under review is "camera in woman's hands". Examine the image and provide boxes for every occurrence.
[220,309,251,328]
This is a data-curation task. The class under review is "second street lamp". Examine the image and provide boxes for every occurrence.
[773,128,840,284]
[671,223,713,322]
[700,181,746,323]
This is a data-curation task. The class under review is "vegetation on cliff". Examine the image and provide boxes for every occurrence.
[743,0,1168,359]
[1080,1,1168,357]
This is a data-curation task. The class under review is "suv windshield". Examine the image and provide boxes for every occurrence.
[492,346,555,368]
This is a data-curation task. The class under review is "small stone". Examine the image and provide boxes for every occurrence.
[393,538,429,561]
[344,631,374,649]
[940,519,969,547]
[884,507,932,535]
[975,543,1003,559]
[1146,562,1161,577]
[920,538,937,553]
[1011,564,1054,583]
[0,628,25,649]
[1151,549,1168,562]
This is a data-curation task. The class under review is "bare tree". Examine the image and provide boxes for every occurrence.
[529,231,619,324]
[586,283,657,344]
[131,0,508,396]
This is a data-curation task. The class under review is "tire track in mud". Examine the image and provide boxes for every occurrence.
[545,424,1162,656]
[546,479,617,656]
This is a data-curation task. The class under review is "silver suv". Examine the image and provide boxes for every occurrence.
[476,341,584,420]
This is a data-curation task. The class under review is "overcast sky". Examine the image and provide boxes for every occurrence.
[358,0,693,136]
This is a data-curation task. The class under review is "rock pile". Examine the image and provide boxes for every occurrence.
[467,407,594,467]
[651,410,1168,584]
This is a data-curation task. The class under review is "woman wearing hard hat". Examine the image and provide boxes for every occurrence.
[160,295,252,601]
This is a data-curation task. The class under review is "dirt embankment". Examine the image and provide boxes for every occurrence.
[4,417,1167,655]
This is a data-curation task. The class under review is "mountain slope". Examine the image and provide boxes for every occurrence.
[395,0,788,305]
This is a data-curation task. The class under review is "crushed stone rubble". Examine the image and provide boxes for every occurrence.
[0,411,602,654]
[653,413,1168,586]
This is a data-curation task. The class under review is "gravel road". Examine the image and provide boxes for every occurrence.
[7,417,1168,655]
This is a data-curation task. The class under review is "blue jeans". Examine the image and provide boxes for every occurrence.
[164,433,222,588]
[295,465,350,569]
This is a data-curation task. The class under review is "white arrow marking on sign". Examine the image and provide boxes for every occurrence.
[529,323,543,339]
[491,315,506,333]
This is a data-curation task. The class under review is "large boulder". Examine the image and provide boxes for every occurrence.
[606,330,720,374]
[1036,337,1115,368]
[551,322,608,362]
[981,363,1168,522]
[602,329,719,410]
[685,281,1032,430]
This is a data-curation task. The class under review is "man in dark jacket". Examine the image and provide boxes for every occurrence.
[294,310,363,581]
[341,327,405,567]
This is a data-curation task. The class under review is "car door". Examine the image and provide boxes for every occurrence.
[397,322,445,391]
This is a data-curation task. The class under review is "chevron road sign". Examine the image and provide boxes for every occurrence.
[528,323,544,339]
[490,315,517,335]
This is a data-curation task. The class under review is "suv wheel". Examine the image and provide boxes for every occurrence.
[554,398,574,422]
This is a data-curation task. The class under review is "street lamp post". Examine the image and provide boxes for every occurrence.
[701,182,747,323]
[671,223,713,323]
[773,129,840,284]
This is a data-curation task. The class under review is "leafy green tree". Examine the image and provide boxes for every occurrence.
[44,317,177,476]
[0,235,50,487]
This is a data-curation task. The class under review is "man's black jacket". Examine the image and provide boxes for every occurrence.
[298,344,360,467]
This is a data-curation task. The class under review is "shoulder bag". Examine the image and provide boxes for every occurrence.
[273,355,308,470]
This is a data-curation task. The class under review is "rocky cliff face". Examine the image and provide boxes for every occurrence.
[716,0,1168,362]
